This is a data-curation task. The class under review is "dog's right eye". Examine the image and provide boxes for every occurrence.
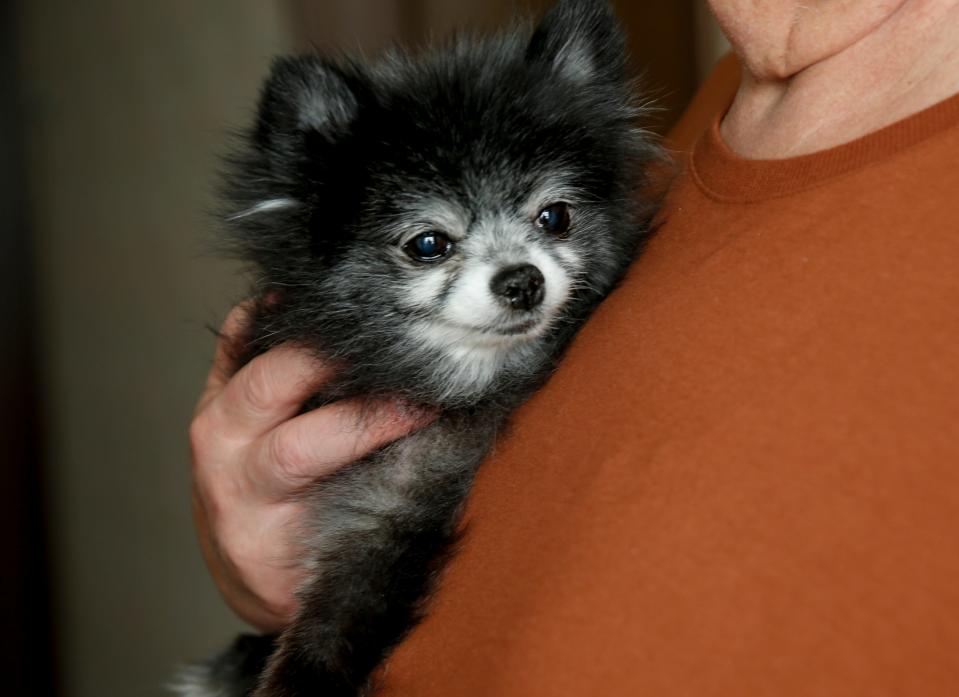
[404,232,454,263]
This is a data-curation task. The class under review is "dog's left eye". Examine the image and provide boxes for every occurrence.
[404,232,454,262]
[536,202,572,237]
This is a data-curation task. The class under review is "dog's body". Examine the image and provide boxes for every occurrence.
[178,1,659,695]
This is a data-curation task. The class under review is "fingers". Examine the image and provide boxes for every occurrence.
[251,398,437,498]
[204,345,336,443]
[189,302,438,633]
[196,301,256,415]
[206,301,255,391]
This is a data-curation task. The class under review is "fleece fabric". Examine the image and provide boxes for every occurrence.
[380,55,959,696]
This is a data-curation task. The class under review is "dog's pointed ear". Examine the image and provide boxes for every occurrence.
[227,56,365,244]
[253,56,361,157]
[526,0,627,85]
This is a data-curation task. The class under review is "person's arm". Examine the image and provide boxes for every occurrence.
[189,303,435,631]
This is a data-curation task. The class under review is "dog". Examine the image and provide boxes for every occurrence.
[177,1,660,695]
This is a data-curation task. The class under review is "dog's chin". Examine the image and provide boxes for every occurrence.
[493,318,542,336]
[417,315,549,352]
[456,316,550,347]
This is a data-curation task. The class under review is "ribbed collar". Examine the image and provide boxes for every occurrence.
[689,89,959,203]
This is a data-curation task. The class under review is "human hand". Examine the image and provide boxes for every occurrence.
[189,303,436,632]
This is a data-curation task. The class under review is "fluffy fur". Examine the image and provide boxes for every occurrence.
[180,1,660,695]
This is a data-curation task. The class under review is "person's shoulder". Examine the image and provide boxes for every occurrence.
[665,53,741,153]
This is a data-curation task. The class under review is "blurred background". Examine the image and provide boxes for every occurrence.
[2,2,728,695]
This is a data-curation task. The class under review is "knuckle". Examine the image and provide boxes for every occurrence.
[201,469,237,516]
[214,511,264,563]
[217,531,249,571]
[188,411,216,458]
[242,357,279,412]
[268,429,308,481]
[261,593,297,621]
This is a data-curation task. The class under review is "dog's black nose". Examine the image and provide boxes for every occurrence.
[490,264,545,311]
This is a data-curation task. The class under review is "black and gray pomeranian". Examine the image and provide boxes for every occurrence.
[177,1,660,695]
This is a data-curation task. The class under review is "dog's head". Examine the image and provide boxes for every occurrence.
[225,0,658,404]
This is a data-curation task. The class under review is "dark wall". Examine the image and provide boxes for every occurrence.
[17,4,283,693]
[286,0,699,133]
[615,0,698,132]
[0,2,56,695]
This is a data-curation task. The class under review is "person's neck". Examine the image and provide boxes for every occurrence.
[713,0,959,159]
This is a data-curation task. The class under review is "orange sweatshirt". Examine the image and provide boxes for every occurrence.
[381,56,959,696]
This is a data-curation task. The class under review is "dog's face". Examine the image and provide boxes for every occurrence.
[226,0,654,403]
[364,181,590,395]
